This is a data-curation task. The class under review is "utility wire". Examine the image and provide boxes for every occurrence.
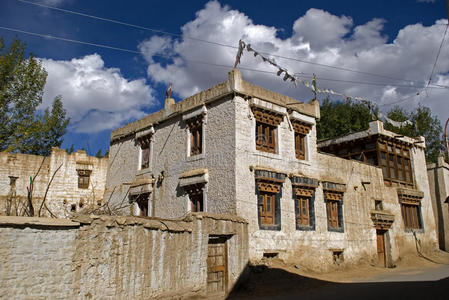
[14,0,436,86]
[1,25,448,92]
[426,24,448,87]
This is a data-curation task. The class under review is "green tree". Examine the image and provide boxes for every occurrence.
[0,37,69,155]
[66,144,75,154]
[95,149,103,158]
[384,105,442,163]
[317,97,373,140]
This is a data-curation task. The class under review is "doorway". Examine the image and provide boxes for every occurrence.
[207,236,228,294]
[376,230,387,267]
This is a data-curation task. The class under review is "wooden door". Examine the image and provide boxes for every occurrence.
[260,193,275,225]
[207,236,227,294]
[376,230,386,267]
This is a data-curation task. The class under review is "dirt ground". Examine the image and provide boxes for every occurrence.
[226,250,449,300]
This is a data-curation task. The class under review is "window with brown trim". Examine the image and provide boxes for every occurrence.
[292,120,311,160]
[294,187,315,229]
[256,178,282,230]
[377,140,413,187]
[184,183,204,212]
[259,191,276,225]
[401,203,422,230]
[186,116,203,156]
[138,134,152,170]
[77,170,91,189]
[252,107,283,154]
[325,191,344,232]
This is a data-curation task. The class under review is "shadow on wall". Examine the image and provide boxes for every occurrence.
[226,264,449,300]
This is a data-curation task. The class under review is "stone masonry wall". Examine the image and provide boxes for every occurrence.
[105,96,236,218]
[234,95,437,271]
[0,148,108,218]
[0,213,248,299]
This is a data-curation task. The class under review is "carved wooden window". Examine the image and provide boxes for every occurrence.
[252,107,283,154]
[292,121,311,160]
[138,135,152,170]
[325,191,344,231]
[77,170,91,189]
[186,116,203,156]
[294,187,315,228]
[257,180,281,228]
[259,192,275,225]
[184,183,204,212]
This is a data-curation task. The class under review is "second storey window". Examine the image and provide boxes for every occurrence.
[292,121,311,160]
[184,183,205,212]
[186,115,203,156]
[136,127,154,170]
[252,107,283,154]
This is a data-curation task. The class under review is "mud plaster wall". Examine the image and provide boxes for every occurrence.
[234,95,437,271]
[0,214,248,299]
[105,96,236,218]
[0,149,108,218]
[427,156,449,251]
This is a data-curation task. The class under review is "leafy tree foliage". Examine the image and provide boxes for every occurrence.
[317,97,373,140]
[95,149,103,158]
[384,105,443,163]
[0,37,70,155]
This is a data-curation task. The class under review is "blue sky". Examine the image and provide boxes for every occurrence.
[1,0,448,155]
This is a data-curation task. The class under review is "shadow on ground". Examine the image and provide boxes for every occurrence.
[227,265,449,300]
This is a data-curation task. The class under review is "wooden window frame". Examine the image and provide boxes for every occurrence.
[292,120,311,160]
[77,169,91,189]
[184,183,205,212]
[324,191,344,232]
[138,135,152,170]
[135,193,150,217]
[256,179,282,230]
[252,107,283,154]
[377,139,413,187]
[186,116,203,156]
[294,186,315,230]
[401,203,422,230]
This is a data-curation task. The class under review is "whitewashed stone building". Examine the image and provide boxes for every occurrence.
[0,147,108,217]
[105,69,438,271]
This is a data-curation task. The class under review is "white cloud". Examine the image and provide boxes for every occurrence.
[139,1,449,127]
[41,0,68,6]
[41,54,157,133]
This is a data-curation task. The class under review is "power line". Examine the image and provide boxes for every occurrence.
[1,25,448,92]
[426,24,448,87]
[14,0,435,86]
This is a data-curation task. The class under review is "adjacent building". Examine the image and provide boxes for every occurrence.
[427,155,449,251]
[0,147,108,218]
[105,69,438,271]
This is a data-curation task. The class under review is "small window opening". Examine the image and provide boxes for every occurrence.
[77,169,91,189]
[332,250,344,265]
[71,204,76,212]
[9,176,18,187]
[375,200,383,211]
[263,252,279,259]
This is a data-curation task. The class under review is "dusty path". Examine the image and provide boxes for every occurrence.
[227,251,449,300]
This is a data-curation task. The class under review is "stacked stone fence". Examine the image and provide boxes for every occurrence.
[0,213,248,299]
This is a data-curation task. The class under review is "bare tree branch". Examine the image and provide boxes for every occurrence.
[38,163,63,217]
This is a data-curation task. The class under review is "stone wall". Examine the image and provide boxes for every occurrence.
[105,96,236,218]
[427,156,449,251]
[0,148,108,218]
[234,95,437,271]
[0,213,248,299]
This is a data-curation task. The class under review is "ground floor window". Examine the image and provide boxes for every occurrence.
[401,203,422,230]
[256,178,283,231]
[294,187,315,230]
[324,191,344,232]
